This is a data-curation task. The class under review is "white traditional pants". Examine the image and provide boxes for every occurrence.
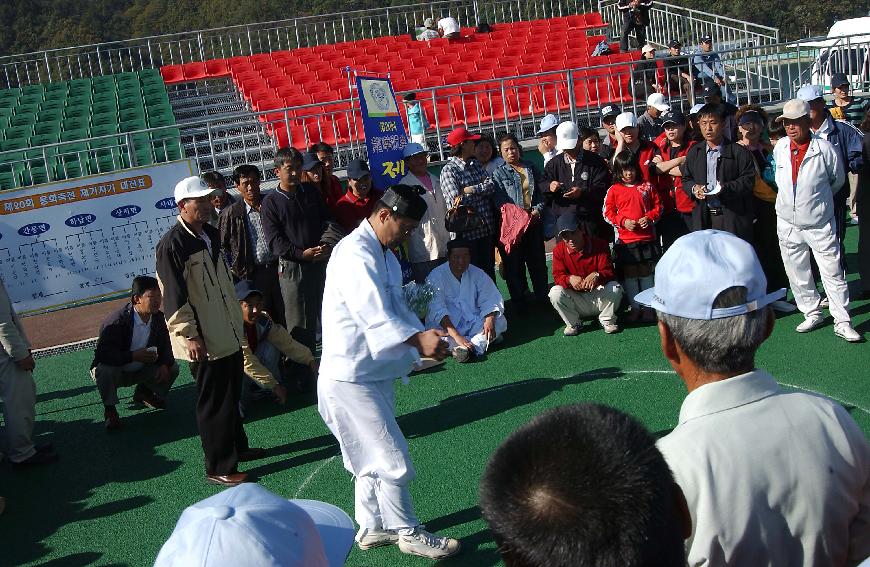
[548,281,624,326]
[318,376,419,532]
[0,360,36,463]
[777,217,850,324]
[443,313,508,355]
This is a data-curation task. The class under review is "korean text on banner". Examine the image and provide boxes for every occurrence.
[0,160,195,315]
[355,76,409,190]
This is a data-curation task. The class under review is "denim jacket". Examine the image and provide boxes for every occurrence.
[492,161,544,215]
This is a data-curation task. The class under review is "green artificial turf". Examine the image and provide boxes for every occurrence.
[2,226,869,567]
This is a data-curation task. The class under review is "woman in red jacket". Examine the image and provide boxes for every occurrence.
[604,151,663,321]
[652,109,696,251]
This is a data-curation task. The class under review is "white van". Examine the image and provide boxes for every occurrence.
[799,17,870,91]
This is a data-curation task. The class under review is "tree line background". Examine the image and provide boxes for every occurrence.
[0,0,867,57]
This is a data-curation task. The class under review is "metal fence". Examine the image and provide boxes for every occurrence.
[0,0,596,89]
[17,31,868,190]
[598,0,779,50]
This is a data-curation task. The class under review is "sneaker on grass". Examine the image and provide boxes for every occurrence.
[356,527,399,550]
[452,345,470,363]
[398,527,461,559]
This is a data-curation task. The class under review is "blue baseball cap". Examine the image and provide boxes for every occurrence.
[234,280,262,301]
[346,159,370,180]
[537,114,559,134]
[301,152,323,171]
[402,143,427,158]
[796,84,824,102]
[635,230,785,319]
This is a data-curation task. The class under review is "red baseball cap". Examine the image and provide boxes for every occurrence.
[446,126,481,147]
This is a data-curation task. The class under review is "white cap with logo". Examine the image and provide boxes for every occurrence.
[635,230,785,319]
[154,483,355,567]
[555,121,580,151]
[174,176,216,206]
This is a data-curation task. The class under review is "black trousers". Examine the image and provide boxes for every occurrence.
[858,175,870,293]
[250,261,285,327]
[467,234,496,281]
[190,350,248,476]
[501,223,548,303]
[620,15,646,51]
[657,211,690,252]
[752,199,789,292]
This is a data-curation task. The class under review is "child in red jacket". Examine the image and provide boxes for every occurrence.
[603,151,663,321]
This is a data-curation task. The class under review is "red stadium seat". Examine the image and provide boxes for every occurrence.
[160,65,184,84]
[205,59,230,77]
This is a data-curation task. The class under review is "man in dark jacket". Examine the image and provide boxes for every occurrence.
[218,164,284,326]
[540,122,612,240]
[618,0,653,52]
[90,276,179,430]
[681,104,756,241]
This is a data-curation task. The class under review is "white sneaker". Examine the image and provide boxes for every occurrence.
[356,527,399,550]
[602,322,620,334]
[820,297,830,308]
[563,324,582,336]
[834,322,861,343]
[796,315,824,333]
[398,527,461,559]
[771,300,797,313]
[452,346,470,363]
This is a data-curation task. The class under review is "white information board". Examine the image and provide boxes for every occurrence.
[0,160,195,314]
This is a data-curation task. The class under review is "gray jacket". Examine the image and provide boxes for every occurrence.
[0,280,30,363]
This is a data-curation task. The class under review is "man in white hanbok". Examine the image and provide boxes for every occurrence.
[426,239,508,362]
[317,185,461,561]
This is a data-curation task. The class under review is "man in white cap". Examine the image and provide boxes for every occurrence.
[632,44,660,101]
[317,184,460,559]
[796,84,864,267]
[155,483,355,566]
[539,121,612,238]
[437,16,460,39]
[637,229,870,567]
[536,114,560,165]
[156,177,266,487]
[417,17,439,40]
[399,143,450,282]
[638,92,670,142]
[771,98,860,341]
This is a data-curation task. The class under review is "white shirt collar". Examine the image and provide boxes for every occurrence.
[132,309,151,328]
[678,369,780,425]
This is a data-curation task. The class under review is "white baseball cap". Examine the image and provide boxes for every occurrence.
[689,103,704,116]
[174,176,216,205]
[641,44,656,54]
[647,93,670,112]
[537,113,559,134]
[635,230,785,319]
[615,112,637,131]
[154,484,355,567]
[795,84,824,102]
[555,121,579,150]
[402,142,427,158]
[775,99,810,122]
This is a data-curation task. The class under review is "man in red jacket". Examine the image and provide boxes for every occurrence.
[548,215,624,336]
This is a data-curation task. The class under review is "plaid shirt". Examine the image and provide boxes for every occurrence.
[439,156,496,240]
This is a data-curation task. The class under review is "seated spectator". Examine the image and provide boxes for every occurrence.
[425,239,507,362]
[604,151,662,322]
[493,133,547,308]
[309,143,344,209]
[479,403,690,567]
[598,105,621,161]
[236,281,317,406]
[638,230,870,566]
[693,36,735,103]
[438,16,461,39]
[333,160,379,233]
[664,40,695,100]
[475,134,504,175]
[638,93,670,141]
[155,483,355,567]
[632,44,661,101]
[202,171,235,224]
[399,143,450,282]
[219,164,284,326]
[540,121,612,240]
[537,114,560,165]
[90,276,180,430]
[549,215,623,335]
[417,17,440,41]
[402,93,430,148]
[301,151,325,187]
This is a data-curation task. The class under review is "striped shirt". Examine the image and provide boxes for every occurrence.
[829,96,869,127]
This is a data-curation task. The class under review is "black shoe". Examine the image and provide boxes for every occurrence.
[35,442,55,454]
[12,450,59,468]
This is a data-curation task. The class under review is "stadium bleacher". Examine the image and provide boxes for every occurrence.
[0,69,182,189]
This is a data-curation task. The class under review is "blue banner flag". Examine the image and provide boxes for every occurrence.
[355,75,409,191]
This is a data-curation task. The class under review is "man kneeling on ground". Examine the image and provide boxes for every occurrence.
[549,214,623,335]
[425,239,507,362]
[90,276,179,430]
[236,281,317,409]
